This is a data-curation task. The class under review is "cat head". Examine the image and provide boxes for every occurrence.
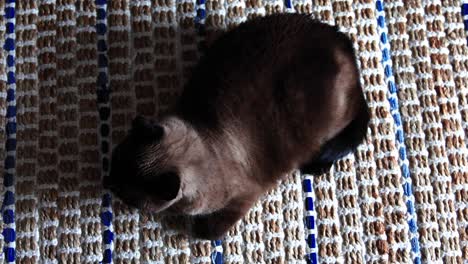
[104,115,228,215]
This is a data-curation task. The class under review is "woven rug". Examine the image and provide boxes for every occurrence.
[0,0,467,263]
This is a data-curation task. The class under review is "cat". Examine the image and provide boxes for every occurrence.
[104,13,370,240]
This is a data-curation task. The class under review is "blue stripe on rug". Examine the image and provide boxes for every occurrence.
[375,1,421,263]
[211,240,223,264]
[2,0,16,262]
[96,0,114,263]
[303,175,318,264]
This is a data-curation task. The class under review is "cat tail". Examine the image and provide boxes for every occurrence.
[317,99,370,163]
[300,100,370,174]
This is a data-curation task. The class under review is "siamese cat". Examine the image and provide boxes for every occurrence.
[104,13,370,240]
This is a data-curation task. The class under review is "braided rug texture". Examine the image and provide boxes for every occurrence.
[0,0,467,263]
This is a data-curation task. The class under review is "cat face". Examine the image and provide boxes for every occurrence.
[105,116,228,216]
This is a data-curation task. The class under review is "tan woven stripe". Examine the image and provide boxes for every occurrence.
[223,222,245,264]
[108,0,134,143]
[279,171,306,263]
[293,0,312,15]
[420,0,466,261]
[161,229,190,263]
[242,200,266,264]
[424,0,468,258]
[37,1,59,262]
[205,0,225,32]
[225,0,246,28]
[191,239,211,264]
[108,1,140,263]
[331,0,356,35]
[441,0,468,146]
[383,2,443,262]
[312,170,344,264]
[15,0,39,262]
[153,0,183,114]
[403,1,463,262]
[245,0,265,19]
[333,158,366,264]
[56,0,81,261]
[261,186,286,264]
[153,0,182,117]
[355,139,389,263]
[264,0,283,14]
[352,0,413,262]
[312,0,334,23]
[331,2,367,263]
[177,0,198,84]
[0,1,5,260]
[140,214,163,262]
[132,1,156,117]
[113,205,140,264]
[439,0,468,258]
[75,1,102,263]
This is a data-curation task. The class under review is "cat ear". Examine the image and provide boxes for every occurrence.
[131,115,164,140]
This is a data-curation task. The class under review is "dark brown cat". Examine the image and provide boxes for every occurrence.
[104,13,370,240]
